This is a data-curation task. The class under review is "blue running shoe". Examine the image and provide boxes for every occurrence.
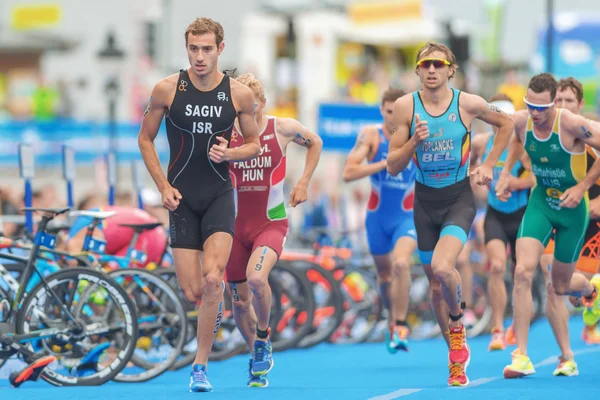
[189,364,213,392]
[386,326,409,354]
[247,359,268,388]
[251,334,274,376]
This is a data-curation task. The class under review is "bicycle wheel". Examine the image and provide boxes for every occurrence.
[285,260,344,349]
[270,262,315,352]
[15,267,138,386]
[109,268,187,383]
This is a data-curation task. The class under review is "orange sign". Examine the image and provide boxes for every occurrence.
[348,0,422,25]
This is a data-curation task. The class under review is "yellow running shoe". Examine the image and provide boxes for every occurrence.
[582,276,600,326]
[553,357,578,377]
[489,328,506,351]
[503,349,535,378]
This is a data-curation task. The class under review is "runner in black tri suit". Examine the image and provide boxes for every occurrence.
[138,17,260,393]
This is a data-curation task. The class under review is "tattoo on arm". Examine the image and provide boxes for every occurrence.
[354,132,366,149]
[295,132,312,147]
[143,96,152,117]
[581,125,592,138]
[486,102,502,114]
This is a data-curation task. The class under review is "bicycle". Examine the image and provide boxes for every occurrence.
[0,207,138,387]
[1,209,188,383]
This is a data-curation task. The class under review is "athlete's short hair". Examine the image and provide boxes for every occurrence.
[528,73,557,101]
[557,77,584,103]
[185,17,224,46]
[415,42,457,79]
[236,73,266,103]
[381,87,405,106]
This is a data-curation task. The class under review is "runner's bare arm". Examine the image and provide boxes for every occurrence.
[138,77,175,192]
[495,111,527,199]
[565,112,600,191]
[343,127,383,182]
[228,82,260,162]
[511,152,536,190]
[277,118,323,206]
[499,111,527,176]
[387,95,418,176]
[470,132,492,166]
[278,118,323,179]
[461,93,515,168]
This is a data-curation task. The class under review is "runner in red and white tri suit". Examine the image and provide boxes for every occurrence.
[225,73,322,387]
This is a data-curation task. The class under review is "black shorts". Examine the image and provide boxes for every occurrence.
[483,206,525,262]
[414,179,476,264]
[169,184,235,250]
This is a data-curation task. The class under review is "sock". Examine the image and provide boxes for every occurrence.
[256,328,269,339]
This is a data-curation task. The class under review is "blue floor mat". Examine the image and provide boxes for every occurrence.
[1,317,598,399]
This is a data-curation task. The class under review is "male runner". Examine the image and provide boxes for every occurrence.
[137,17,260,392]
[386,42,514,386]
[539,77,600,345]
[496,73,600,378]
[471,94,534,351]
[225,73,322,387]
[342,87,417,353]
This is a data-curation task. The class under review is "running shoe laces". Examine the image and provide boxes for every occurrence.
[191,365,208,384]
[254,341,267,362]
[450,328,465,351]
[449,363,464,378]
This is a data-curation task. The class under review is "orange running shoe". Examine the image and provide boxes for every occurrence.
[448,325,470,365]
[488,328,506,351]
[505,324,517,346]
[448,362,469,387]
[582,324,600,345]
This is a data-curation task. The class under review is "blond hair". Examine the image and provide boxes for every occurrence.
[185,17,224,45]
[236,73,266,103]
[416,42,458,79]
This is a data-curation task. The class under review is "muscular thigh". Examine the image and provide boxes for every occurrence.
[365,212,393,256]
[484,207,509,246]
[172,248,203,292]
[200,187,235,248]
[439,185,476,246]
[413,195,440,265]
[517,198,554,248]
[554,203,590,264]
[225,233,252,283]
[169,200,203,250]
[203,232,234,275]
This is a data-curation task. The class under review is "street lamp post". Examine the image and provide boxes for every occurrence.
[97,31,125,205]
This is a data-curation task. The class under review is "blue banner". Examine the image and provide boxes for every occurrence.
[317,103,382,152]
[0,120,169,165]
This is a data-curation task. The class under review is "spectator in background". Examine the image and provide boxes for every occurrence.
[114,191,136,207]
[55,78,73,119]
[497,69,526,110]
[301,180,330,240]
[0,188,19,237]
[31,77,58,121]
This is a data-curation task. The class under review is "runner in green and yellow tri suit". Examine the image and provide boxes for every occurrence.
[496,73,600,379]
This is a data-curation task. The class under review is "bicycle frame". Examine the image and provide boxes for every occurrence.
[0,213,89,361]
